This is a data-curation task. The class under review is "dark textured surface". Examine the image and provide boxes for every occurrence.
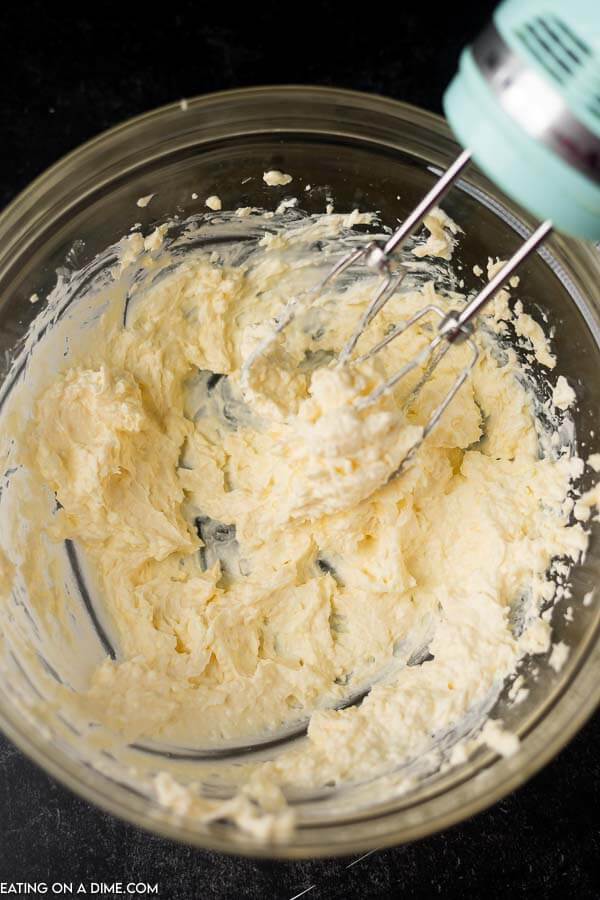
[1,722,599,898]
[0,1,598,896]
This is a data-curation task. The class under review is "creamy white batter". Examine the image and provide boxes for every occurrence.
[0,205,591,839]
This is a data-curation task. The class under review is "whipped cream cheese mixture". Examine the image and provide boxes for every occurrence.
[0,201,595,839]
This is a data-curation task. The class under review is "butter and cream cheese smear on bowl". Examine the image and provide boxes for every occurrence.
[0,194,596,843]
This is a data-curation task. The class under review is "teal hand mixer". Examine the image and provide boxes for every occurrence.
[243,0,600,461]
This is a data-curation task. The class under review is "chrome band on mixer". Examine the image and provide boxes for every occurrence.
[472,22,600,183]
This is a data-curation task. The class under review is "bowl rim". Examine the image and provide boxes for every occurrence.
[0,84,599,859]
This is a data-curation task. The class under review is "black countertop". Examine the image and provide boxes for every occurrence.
[0,1,598,896]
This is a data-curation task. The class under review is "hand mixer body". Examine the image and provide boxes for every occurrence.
[444,0,600,239]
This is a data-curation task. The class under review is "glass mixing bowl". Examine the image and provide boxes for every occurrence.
[0,86,599,858]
